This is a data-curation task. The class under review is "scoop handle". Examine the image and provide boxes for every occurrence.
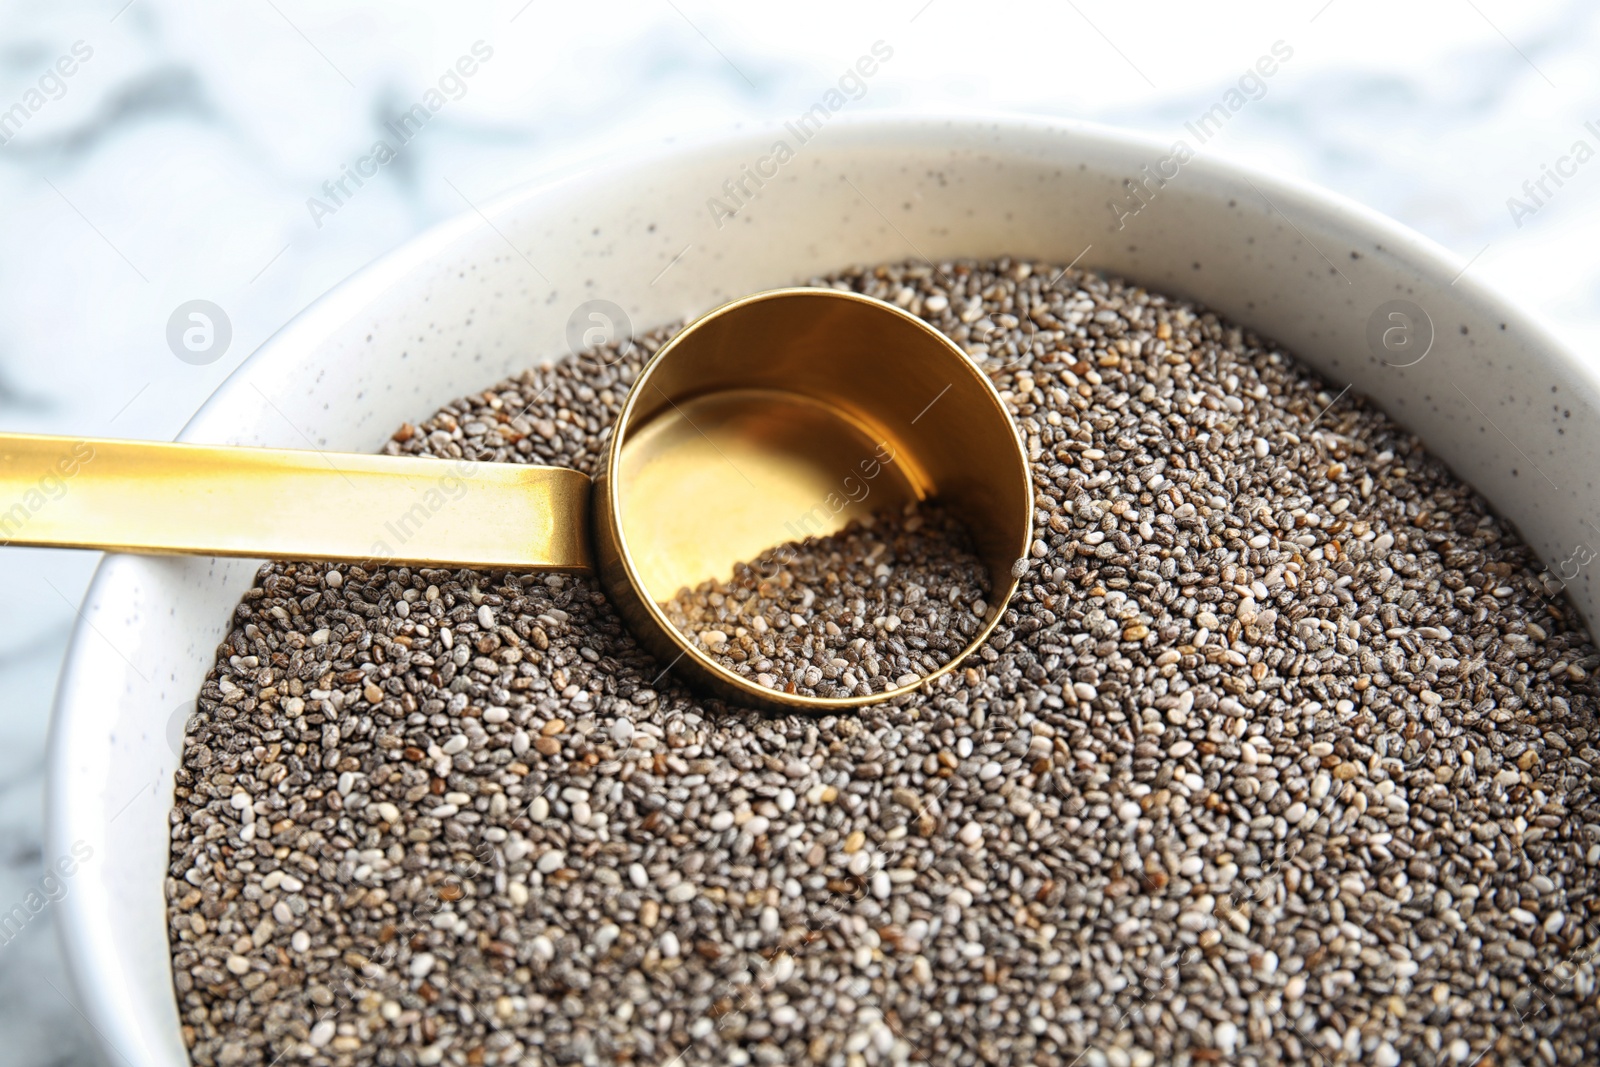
[0,433,594,571]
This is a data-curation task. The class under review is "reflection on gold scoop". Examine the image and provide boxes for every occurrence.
[615,389,928,599]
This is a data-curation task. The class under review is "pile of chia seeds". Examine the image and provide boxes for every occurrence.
[168,259,1600,1067]
[660,501,990,698]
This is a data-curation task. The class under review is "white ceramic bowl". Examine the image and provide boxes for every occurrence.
[47,114,1599,1066]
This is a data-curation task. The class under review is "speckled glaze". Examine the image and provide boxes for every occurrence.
[46,114,1599,1067]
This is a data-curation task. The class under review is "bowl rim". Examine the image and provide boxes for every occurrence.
[45,109,1592,1067]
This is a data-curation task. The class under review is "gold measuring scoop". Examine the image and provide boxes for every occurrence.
[0,288,1032,710]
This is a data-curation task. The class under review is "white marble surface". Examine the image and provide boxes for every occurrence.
[1,1,1596,1062]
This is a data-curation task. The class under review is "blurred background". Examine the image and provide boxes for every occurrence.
[0,0,1596,1061]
